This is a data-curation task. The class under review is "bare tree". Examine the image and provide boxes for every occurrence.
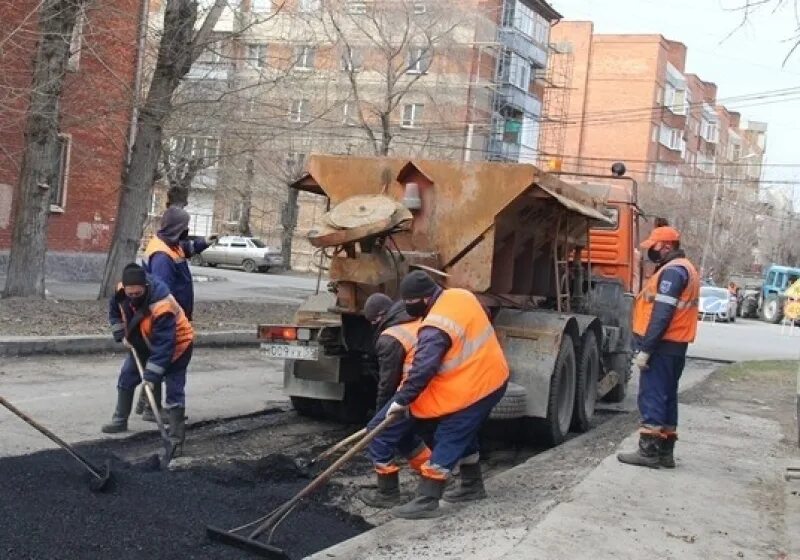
[98,0,228,297]
[3,0,86,298]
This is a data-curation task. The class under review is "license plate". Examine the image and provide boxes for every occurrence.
[261,343,319,361]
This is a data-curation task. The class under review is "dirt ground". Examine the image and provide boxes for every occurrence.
[0,299,297,337]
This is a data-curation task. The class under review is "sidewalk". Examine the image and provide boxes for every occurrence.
[308,365,799,560]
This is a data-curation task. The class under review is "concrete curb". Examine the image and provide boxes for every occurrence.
[0,330,258,357]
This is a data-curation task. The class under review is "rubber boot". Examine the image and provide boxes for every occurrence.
[443,463,487,503]
[101,389,135,434]
[360,471,410,508]
[660,434,677,469]
[141,383,169,424]
[134,388,146,415]
[391,477,445,519]
[167,407,186,458]
[617,433,662,469]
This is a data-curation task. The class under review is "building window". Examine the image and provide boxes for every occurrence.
[247,43,267,68]
[251,0,271,13]
[299,0,320,13]
[341,46,363,72]
[501,50,531,91]
[503,0,549,45]
[67,10,85,72]
[342,101,358,125]
[294,45,315,70]
[289,99,311,123]
[701,119,718,143]
[346,1,369,14]
[50,134,71,211]
[227,199,244,223]
[286,151,306,175]
[664,83,687,115]
[407,47,431,74]
[401,103,423,128]
[659,125,683,152]
[413,2,427,14]
[170,136,221,168]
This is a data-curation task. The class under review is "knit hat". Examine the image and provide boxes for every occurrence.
[122,263,147,287]
[399,270,438,299]
[158,206,191,244]
[364,293,393,322]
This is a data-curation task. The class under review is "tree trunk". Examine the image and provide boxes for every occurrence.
[281,187,299,270]
[3,0,84,299]
[239,187,252,236]
[98,0,225,297]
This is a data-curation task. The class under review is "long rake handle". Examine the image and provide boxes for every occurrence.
[311,428,367,465]
[0,395,103,479]
[128,345,171,443]
[249,412,401,540]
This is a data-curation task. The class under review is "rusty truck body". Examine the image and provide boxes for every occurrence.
[259,155,642,445]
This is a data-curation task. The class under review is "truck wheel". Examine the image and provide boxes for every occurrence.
[602,352,632,404]
[527,336,576,447]
[571,331,599,433]
[242,259,257,273]
[321,382,373,424]
[291,396,324,418]
[762,296,783,324]
[489,382,527,420]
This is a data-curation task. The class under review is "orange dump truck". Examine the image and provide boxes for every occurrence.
[259,155,642,445]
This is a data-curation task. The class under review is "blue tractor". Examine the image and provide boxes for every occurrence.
[756,265,800,323]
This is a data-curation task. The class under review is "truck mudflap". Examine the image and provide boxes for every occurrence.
[493,309,582,419]
[283,360,345,401]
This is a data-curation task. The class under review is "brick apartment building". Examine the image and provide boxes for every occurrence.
[548,22,768,274]
[149,0,562,270]
[0,1,145,280]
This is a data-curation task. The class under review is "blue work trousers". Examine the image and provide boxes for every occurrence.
[637,352,685,429]
[117,345,193,408]
[368,383,506,473]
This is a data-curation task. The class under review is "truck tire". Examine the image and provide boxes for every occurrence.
[571,331,599,433]
[602,352,632,404]
[762,295,783,324]
[321,381,373,424]
[291,396,324,418]
[527,336,576,447]
[489,382,527,420]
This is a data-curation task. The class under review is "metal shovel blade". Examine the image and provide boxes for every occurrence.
[206,526,289,559]
[88,459,114,493]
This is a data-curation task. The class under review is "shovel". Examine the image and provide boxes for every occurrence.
[0,395,113,492]
[128,345,175,470]
[293,427,367,475]
[207,412,401,558]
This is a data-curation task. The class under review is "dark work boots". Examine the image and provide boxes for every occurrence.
[101,389,135,434]
[360,471,410,508]
[141,384,169,424]
[443,463,487,503]
[391,477,446,519]
[617,433,662,469]
[660,433,677,468]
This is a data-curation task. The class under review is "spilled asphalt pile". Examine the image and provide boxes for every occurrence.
[0,445,370,560]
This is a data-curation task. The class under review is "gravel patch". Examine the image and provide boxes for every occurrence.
[0,299,298,337]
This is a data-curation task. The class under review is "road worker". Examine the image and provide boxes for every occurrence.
[135,206,215,423]
[102,264,194,457]
[360,292,431,508]
[618,226,699,469]
[367,270,509,519]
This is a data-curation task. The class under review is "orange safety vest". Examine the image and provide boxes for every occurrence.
[118,284,194,361]
[145,236,185,264]
[410,289,509,419]
[382,320,422,387]
[632,258,700,343]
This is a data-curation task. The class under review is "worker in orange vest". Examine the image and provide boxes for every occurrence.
[360,293,432,508]
[618,226,699,469]
[102,264,194,456]
[368,271,509,519]
[136,206,215,423]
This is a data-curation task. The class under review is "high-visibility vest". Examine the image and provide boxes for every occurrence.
[118,285,193,361]
[632,257,700,343]
[145,236,185,265]
[382,320,422,387]
[410,289,509,419]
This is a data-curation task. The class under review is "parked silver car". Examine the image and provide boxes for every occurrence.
[698,286,738,323]
[192,236,283,273]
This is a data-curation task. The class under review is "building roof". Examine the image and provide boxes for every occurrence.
[526,0,562,21]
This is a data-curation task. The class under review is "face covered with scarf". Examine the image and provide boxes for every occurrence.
[158,206,192,245]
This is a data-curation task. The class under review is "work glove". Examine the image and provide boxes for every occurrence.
[143,369,162,384]
[633,351,651,371]
[387,401,409,418]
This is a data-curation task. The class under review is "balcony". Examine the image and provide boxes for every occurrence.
[488,137,521,162]
[496,84,542,116]
[187,63,231,81]
[498,27,548,68]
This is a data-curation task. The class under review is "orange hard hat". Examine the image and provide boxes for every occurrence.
[640,226,681,249]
